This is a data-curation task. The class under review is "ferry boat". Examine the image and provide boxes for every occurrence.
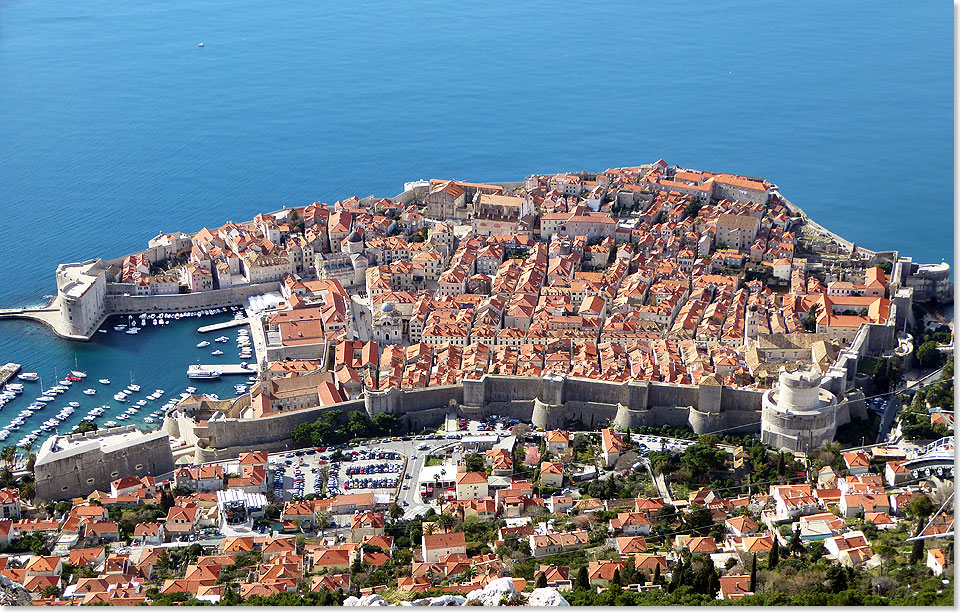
[197,341,211,348]
[99,379,110,385]
[18,373,39,381]
[83,388,97,395]
[188,369,221,380]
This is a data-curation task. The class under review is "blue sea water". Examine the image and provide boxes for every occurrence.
[0,1,952,442]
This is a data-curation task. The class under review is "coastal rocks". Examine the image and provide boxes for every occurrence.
[344,594,390,606]
[408,595,468,606]
[0,573,33,606]
[526,588,570,607]
[464,577,521,606]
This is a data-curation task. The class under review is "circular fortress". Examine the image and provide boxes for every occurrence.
[761,367,838,453]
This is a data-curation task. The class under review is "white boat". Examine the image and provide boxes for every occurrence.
[211,350,224,356]
[5,384,23,393]
[113,393,127,402]
[144,417,155,423]
[185,387,197,393]
[18,372,39,381]
[98,329,107,334]
[197,341,211,348]
[154,389,164,396]
[113,325,127,332]
[99,379,110,385]
[198,42,205,47]
[127,384,140,392]
[71,371,87,379]
[59,379,72,386]
[136,400,147,406]
[36,396,55,403]
[68,401,80,407]
[104,420,118,427]
[126,328,139,335]
[215,336,229,343]
[83,389,96,395]
[125,407,137,414]
[188,369,221,380]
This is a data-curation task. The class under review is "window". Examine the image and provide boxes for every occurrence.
[110,471,119,478]
[86,478,95,485]
[135,464,144,471]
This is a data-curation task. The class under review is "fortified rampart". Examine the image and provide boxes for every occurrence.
[170,374,766,463]
[103,282,281,316]
[34,426,174,501]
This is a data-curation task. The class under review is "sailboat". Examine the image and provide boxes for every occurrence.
[126,371,140,393]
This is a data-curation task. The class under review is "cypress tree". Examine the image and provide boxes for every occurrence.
[536,572,548,589]
[768,536,780,569]
[653,563,661,585]
[749,554,757,592]
[575,566,590,590]
[611,568,622,586]
[669,558,683,592]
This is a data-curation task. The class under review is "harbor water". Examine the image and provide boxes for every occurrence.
[0,2,952,448]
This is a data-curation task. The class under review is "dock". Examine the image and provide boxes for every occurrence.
[197,318,250,333]
[0,363,22,386]
[188,364,258,378]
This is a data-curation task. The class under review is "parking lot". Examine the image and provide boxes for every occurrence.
[270,447,404,501]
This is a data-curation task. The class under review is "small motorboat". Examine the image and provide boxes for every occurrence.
[211,350,224,356]
[198,42,205,47]
[126,328,139,335]
[197,341,211,348]
[83,389,97,395]
[99,379,110,385]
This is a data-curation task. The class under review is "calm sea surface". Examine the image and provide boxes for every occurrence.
[0,1,952,442]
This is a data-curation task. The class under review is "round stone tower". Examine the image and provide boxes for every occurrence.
[761,367,838,453]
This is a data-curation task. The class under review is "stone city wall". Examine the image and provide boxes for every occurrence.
[103,282,281,316]
[177,373,767,459]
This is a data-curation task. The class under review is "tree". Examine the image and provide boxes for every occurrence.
[463,453,485,473]
[295,534,306,555]
[159,491,174,513]
[788,525,804,557]
[611,568,622,586]
[388,504,404,521]
[749,554,757,592]
[909,494,935,520]
[75,421,98,435]
[575,566,590,590]
[19,482,35,502]
[917,341,943,369]
[652,563,661,586]
[536,572,548,588]
[768,536,780,569]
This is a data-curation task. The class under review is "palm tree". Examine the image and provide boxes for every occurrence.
[437,513,456,533]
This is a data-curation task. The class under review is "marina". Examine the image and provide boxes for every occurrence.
[0,308,255,453]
